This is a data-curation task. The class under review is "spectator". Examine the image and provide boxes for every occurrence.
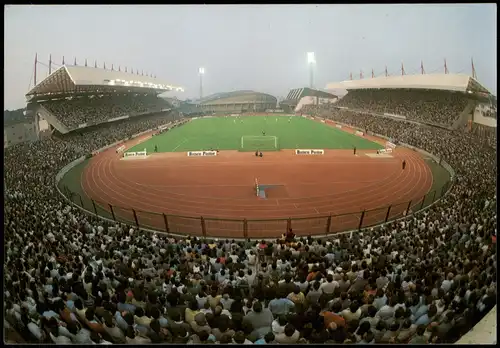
[275,323,300,344]
[3,95,496,345]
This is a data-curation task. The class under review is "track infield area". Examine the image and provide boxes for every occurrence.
[76,117,439,238]
[127,116,384,152]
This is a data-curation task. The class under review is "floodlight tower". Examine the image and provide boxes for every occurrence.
[307,52,316,89]
[199,67,205,100]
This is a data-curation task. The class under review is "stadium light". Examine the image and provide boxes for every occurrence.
[307,52,316,64]
[199,67,204,99]
[307,52,315,89]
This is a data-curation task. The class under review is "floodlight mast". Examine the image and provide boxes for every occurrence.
[307,52,315,89]
[199,67,205,100]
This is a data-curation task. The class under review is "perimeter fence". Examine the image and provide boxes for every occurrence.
[60,179,452,239]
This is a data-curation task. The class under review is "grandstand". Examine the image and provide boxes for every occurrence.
[194,90,277,114]
[325,73,492,129]
[25,65,182,134]
[280,87,338,113]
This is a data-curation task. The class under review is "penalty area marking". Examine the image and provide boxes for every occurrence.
[172,138,189,151]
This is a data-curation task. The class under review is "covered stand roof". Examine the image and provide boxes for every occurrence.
[26,65,184,98]
[281,87,338,106]
[325,74,491,94]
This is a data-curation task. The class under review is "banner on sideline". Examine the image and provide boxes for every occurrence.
[116,145,126,153]
[385,141,397,149]
[124,149,147,158]
[335,124,342,129]
[124,152,138,157]
[187,150,218,157]
[377,148,393,154]
[355,131,364,136]
[295,149,325,155]
[158,123,172,131]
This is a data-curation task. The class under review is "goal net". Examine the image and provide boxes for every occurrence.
[240,136,279,151]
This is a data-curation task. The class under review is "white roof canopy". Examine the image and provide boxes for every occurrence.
[26,65,184,97]
[325,73,490,94]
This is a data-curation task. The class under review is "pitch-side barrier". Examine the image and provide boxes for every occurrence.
[123,149,148,158]
[187,150,218,157]
[295,149,325,155]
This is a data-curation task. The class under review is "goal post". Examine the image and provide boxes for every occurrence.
[240,136,279,151]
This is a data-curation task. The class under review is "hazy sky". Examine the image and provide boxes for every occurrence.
[4,4,497,110]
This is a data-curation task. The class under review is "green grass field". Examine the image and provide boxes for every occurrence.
[127,116,384,153]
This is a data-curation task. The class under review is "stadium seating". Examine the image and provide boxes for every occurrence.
[3,100,496,344]
[42,95,172,129]
[322,89,469,127]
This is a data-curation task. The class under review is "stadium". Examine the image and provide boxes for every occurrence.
[195,90,278,114]
[6,56,496,343]
[3,6,496,344]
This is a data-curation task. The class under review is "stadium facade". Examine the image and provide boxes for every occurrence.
[3,108,39,148]
[25,65,183,134]
[4,119,38,148]
[280,87,338,113]
[194,90,278,114]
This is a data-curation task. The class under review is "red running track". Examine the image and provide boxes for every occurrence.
[81,132,433,238]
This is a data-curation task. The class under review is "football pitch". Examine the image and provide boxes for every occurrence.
[127,116,384,153]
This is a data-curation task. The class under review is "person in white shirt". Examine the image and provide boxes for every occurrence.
[341,300,362,323]
[319,274,339,295]
[272,315,287,335]
[247,250,257,266]
[275,324,300,344]
[441,273,454,293]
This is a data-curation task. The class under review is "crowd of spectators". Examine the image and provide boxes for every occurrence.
[4,101,496,344]
[331,89,469,127]
[42,94,172,129]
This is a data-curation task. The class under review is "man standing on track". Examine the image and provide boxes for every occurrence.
[402,160,406,170]
[353,146,357,155]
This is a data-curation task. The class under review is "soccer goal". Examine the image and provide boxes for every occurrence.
[240,136,279,151]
